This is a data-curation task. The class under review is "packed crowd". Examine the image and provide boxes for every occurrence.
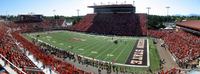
[137,14,148,36]
[148,29,200,68]
[12,32,91,74]
[72,13,147,36]
[5,19,65,33]
[72,14,96,32]
[0,24,44,74]
[158,68,185,74]
[0,19,95,74]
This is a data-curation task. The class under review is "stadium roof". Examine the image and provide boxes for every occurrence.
[176,20,200,31]
[88,4,134,8]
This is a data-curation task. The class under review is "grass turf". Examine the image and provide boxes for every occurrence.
[25,31,137,64]
[23,31,160,73]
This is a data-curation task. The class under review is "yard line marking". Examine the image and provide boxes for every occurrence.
[66,38,100,53]
[78,48,84,51]
[106,54,114,57]
[85,41,112,57]
[102,42,124,61]
[122,41,137,63]
[78,40,102,54]
[94,43,115,58]
[59,43,64,45]
[91,51,98,54]
[114,41,131,62]
[96,39,126,60]
[67,35,100,51]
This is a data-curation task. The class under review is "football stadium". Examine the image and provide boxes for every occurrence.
[0,0,199,74]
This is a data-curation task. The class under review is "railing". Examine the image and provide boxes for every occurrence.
[0,54,26,74]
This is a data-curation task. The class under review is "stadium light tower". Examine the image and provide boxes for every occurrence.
[133,1,135,6]
[77,9,80,17]
[146,7,151,15]
[166,6,170,16]
[5,11,8,21]
[108,2,110,5]
[52,9,56,16]
[124,1,126,4]
[93,3,96,6]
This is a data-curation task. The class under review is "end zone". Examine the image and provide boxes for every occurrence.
[125,38,150,67]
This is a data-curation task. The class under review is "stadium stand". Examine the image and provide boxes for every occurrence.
[176,20,200,31]
[12,32,91,74]
[72,4,147,36]
[176,20,200,35]
[0,24,44,74]
[158,68,183,74]
[1,3,198,74]
[5,19,65,33]
[148,29,200,68]
[72,13,147,36]
[137,14,148,36]
[0,21,92,74]
[72,14,96,32]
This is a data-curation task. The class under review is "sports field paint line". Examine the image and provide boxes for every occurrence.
[46,36,52,38]
[67,46,72,48]
[95,39,128,58]
[114,41,131,62]
[94,43,115,58]
[67,36,101,50]
[91,51,98,54]
[121,41,137,63]
[102,42,124,61]
[82,42,108,56]
[79,40,103,55]
[52,41,56,43]
[78,48,84,51]
[106,54,114,57]
[59,43,64,45]
[75,41,99,53]
[96,45,121,60]
[147,39,150,67]
[81,39,86,41]
[70,40,96,50]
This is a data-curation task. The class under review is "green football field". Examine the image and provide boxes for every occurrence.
[24,31,160,72]
[25,31,137,64]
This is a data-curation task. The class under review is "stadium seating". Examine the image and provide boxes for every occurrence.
[158,68,183,74]
[11,31,91,74]
[148,29,200,67]
[0,19,92,74]
[5,19,65,33]
[0,24,44,74]
[72,13,147,36]
[137,14,147,36]
[72,14,96,32]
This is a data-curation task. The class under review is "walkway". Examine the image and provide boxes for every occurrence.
[155,38,179,70]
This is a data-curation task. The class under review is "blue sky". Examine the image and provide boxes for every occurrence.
[0,0,200,16]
